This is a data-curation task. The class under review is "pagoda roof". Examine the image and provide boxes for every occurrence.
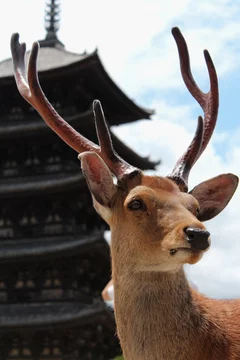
[0,301,114,331]
[0,233,105,264]
[0,109,95,139]
[0,173,84,198]
[0,44,153,121]
[0,43,88,76]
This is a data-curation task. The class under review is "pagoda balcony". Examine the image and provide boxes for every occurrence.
[0,248,110,304]
[0,191,106,241]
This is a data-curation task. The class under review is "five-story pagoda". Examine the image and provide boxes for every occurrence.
[0,1,158,359]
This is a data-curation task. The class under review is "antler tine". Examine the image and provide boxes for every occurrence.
[11,34,138,180]
[169,116,204,192]
[199,49,219,157]
[11,34,29,99]
[168,27,219,191]
[92,100,138,176]
[171,27,206,108]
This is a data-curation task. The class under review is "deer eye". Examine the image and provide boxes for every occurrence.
[128,199,146,211]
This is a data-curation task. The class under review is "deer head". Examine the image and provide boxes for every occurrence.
[11,27,238,274]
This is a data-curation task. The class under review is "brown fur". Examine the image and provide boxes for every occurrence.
[98,174,240,360]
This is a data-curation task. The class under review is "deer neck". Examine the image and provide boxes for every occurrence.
[112,264,207,360]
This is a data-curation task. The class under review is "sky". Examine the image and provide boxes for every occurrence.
[0,0,240,299]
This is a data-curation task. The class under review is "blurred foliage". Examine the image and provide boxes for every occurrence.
[113,356,124,360]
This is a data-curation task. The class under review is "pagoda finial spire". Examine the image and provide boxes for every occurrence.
[45,0,60,40]
[40,0,64,48]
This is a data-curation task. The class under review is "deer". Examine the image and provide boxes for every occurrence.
[11,27,240,360]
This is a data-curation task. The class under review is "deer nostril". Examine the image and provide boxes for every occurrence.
[184,227,210,250]
[187,232,195,240]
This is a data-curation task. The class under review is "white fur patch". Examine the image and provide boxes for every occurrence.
[93,198,112,223]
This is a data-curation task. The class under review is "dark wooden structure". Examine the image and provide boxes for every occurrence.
[0,1,158,359]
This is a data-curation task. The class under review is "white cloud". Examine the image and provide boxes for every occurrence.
[60,0,240,98]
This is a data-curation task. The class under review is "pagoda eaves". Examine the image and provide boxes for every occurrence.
[0,45,154,124]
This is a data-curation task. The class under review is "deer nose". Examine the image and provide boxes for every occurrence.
[184,227,210,250]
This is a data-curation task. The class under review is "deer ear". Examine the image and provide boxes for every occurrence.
[78,152,116,212]
[189,174,238,221]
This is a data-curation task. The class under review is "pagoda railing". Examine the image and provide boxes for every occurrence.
[0,195,106,240]
[0,251,110,304]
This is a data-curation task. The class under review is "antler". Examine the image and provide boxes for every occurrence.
[168,27,219,192]
[10,33,139,181]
